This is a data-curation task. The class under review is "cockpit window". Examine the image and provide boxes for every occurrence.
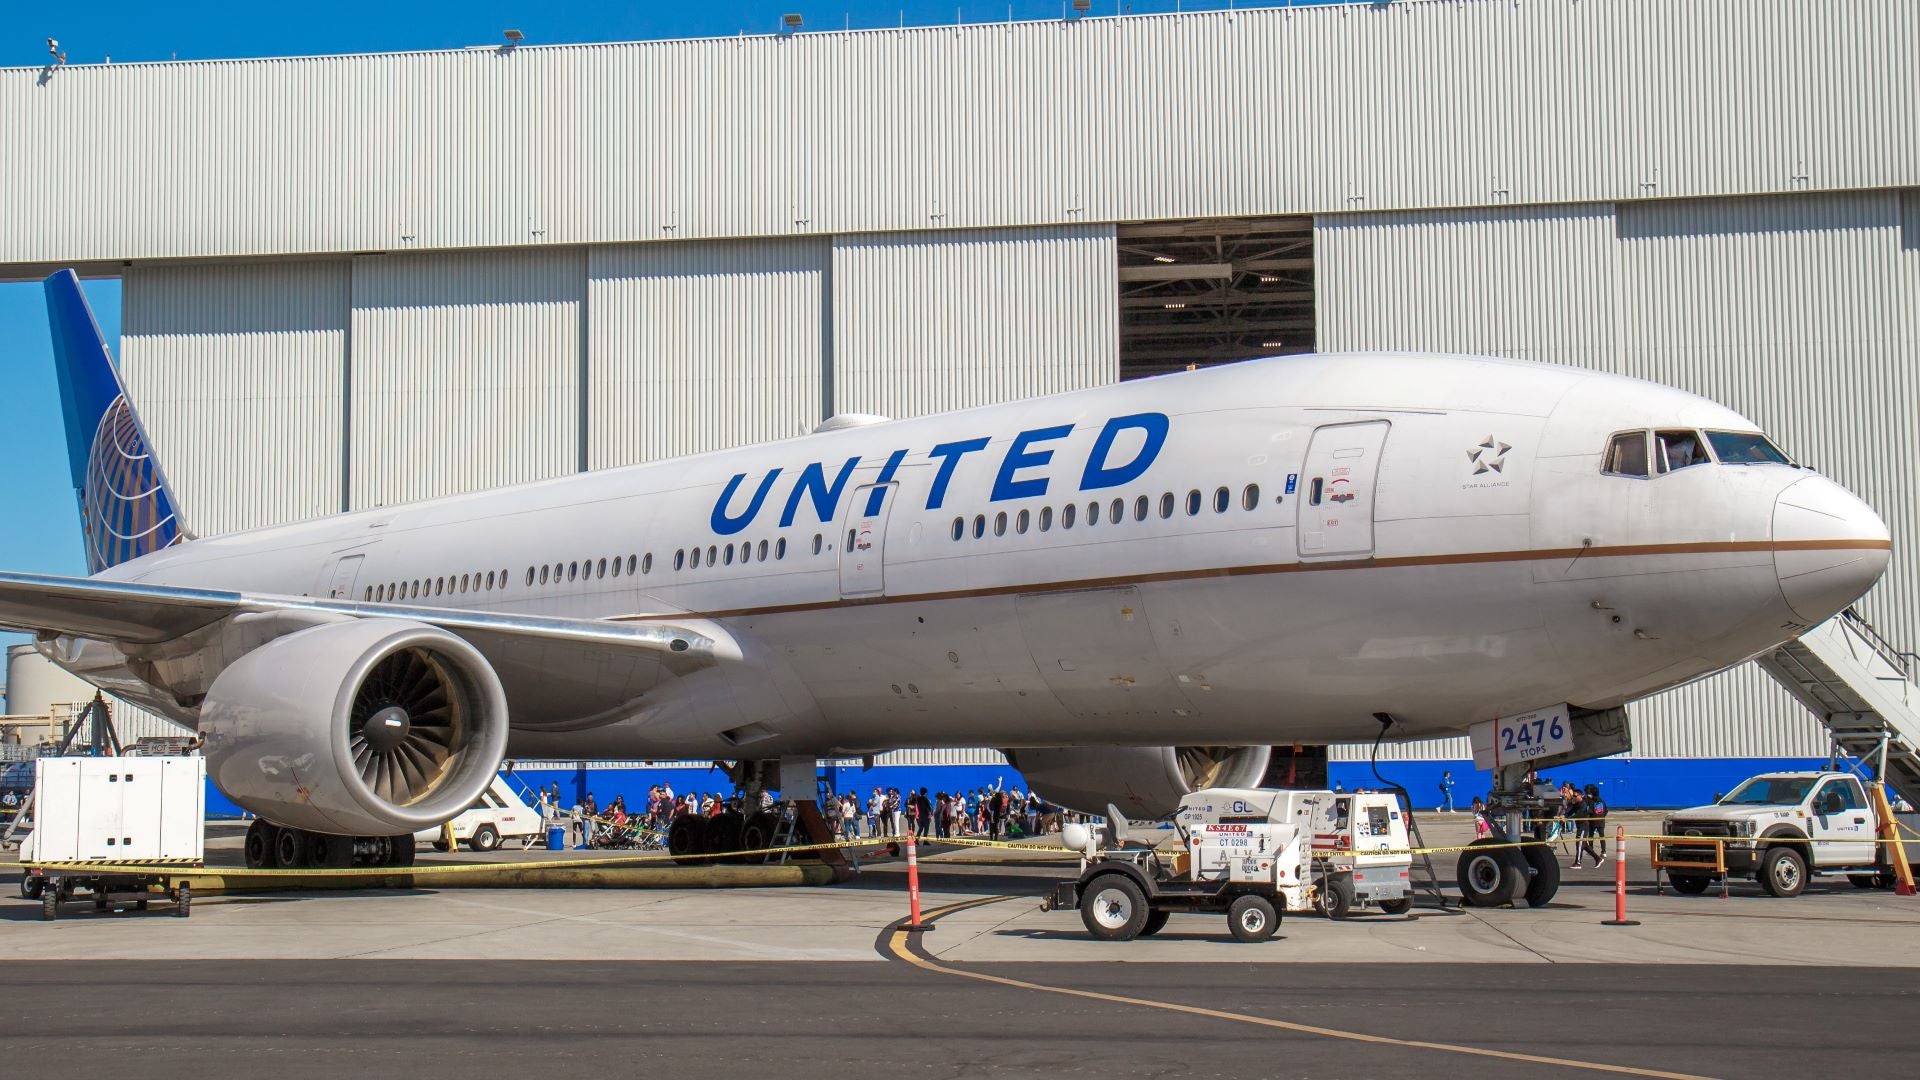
[1654,429,1710,473]
[1602,431,1649,477]
[1705,430,1792,466]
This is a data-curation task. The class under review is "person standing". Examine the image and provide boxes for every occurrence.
[1574,784,1608,867]
[1439,770,1456,813]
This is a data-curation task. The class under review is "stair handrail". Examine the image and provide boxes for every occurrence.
[1836,607,1917,684]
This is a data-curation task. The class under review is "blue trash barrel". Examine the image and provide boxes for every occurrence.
[547,825,566,850]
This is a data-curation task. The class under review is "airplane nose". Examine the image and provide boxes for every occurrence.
[1774,476,1892,623]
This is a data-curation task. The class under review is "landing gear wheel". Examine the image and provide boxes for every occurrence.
[1315,877,1354,920]
[1523,844,1562,907]
[175,882,191,918]
[708,811,745,863]
[470,825,500,852]
[1140,909,1171,937]
[668,815,708,866]
[740,813,777,861]
[274,827,309,870]
[1668,873,1712,895]
[1759,846,1806,898]
[244,819,279,869]
[386,835,416,868]
[1458,840,1521,907]
[1080,874,1149,941]
[1228,894,1278,943]
[1378,896,1414,916]
[307,833,353,869]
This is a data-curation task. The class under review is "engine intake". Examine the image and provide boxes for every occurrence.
[1005,744,1272,819]
[200,619,509,836]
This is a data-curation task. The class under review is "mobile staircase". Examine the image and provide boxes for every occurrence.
[1755,608,1920,808]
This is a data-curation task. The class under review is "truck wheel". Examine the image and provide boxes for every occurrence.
[1457,840,1520,907]
[42,889,58,921]
[1668,873,1712,895]
[1378,896,1414,916]
[1315,877,1354,920]
[1080,874,1150,941]
[176,883,191,918]
[1228,894,1278,943]
[1759,846,1807,898]
[21,874,44,901]
[1140,910,1171,937]
[1522,844,1561,907]
[1848,874,1878,889]
[471,825,500,852]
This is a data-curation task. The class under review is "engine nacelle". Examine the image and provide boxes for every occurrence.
[1005,744,1272,819]
[200,619,510,836]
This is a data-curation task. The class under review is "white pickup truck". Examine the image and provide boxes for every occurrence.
[1659,771,1918,897]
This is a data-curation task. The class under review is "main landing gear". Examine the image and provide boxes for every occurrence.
[243,819,417,870]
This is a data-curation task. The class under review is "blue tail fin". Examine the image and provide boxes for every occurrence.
[43,270,188,573]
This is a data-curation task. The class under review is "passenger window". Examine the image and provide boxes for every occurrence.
[972,515,985,539]
[1214,486,1230,513]
[1133,495,1148,521]
[1159,492,1174,519]
[1186,490,1201,516]
[526,568,535,586]
[1039,506,1053,532]
[643,553,653,574]
[1602,431,1649,477]
[690,548,702,569]
[1309,477,1323,506]
[1016,509,1030,534]
[1087,501,1101,526]
[707,545,718,565]
[725,544,736,566]
[674,549,685,571]
[812,533,823,555]
[597,558,608,578]
[1655,429,1709,474]
[610,558,622,578]
[951,517,964,541]
[1243,484,1260,510]
[994,512,1008,537]
[1110,498,1124,523]
[1062,503,1077,529]
[775,538,786,560]
[567,562,578,581]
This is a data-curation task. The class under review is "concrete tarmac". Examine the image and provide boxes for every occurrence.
[5,815,1918,1078]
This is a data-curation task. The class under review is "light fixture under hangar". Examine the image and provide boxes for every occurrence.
[1117,216,1315,380]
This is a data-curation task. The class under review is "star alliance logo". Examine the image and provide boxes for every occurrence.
[1468,436,1511,475]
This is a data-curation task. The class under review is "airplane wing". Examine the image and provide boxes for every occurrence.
[0,570,723,726]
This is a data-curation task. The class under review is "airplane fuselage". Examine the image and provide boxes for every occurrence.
[89,353,1887,759]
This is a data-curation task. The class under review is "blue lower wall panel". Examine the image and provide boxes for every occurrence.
[1330,757,1831,811]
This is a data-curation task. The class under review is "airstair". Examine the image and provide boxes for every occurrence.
[1755,608,1920,808]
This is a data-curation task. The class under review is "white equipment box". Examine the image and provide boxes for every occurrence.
[24,756,206,864]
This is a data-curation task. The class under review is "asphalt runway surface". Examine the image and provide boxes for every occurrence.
[1,956,1912,1080]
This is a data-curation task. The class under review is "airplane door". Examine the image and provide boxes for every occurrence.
[323,554,365,600]
[839,483,896,598]
[1297,421,1390,559]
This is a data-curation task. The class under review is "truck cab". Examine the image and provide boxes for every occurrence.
[1661,771,1914,896]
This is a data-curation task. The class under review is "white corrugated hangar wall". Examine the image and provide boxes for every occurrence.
[3,0,1918,776]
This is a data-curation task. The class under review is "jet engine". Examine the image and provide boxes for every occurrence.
[1004,744,1272,819]
[199,619,510,836]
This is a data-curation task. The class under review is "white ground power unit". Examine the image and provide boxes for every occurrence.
[25,756,206,864]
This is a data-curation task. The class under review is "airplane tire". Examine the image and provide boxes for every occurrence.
[1227,894,1278,943]
[739,813,777,862]
[273,827,310,870]
[386,834,417,868]
[709,811,745,863]
[1458,840,1520,907]
[668,815,707,866]
[244,819,278,869]
[1523,844,1561,907]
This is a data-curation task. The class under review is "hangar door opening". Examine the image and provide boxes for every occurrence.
[1117,217,1315,380]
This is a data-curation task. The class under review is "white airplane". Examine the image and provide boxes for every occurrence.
[0,271,1891,897]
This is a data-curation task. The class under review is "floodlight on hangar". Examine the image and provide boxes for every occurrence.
[1072,0,1093,11]
[504,29,525,43]
[783,14,803,30]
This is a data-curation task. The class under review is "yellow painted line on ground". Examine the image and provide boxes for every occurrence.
[887,898,1720,1080]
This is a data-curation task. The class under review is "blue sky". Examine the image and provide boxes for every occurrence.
[0,0,1336,649]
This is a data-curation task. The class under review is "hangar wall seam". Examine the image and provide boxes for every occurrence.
[5,0,1917,267]
[829,225,1120,419]
[120,260,350,537]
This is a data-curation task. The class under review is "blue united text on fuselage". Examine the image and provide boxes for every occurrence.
[709,412,1169,536]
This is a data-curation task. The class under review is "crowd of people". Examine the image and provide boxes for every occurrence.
[825,786,1059,840]
[530,780,1064,847]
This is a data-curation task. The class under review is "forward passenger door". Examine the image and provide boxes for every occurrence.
[1297,421,1390,559]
